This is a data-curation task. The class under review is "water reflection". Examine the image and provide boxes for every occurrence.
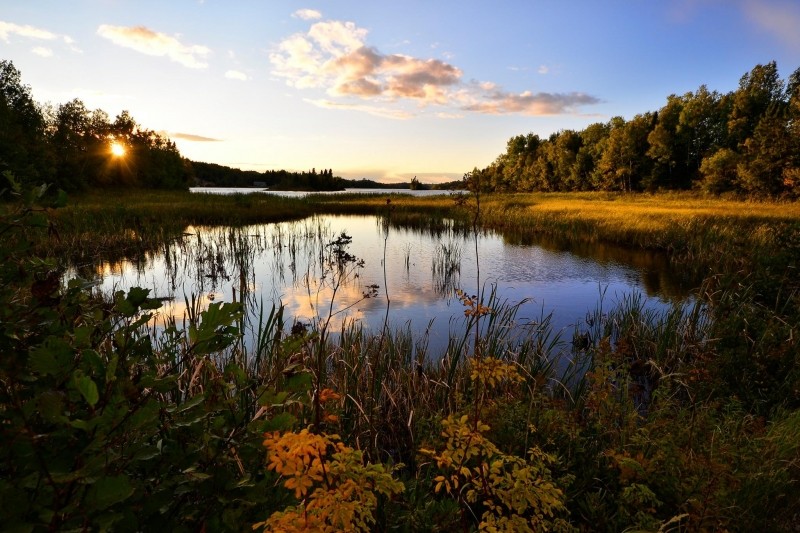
[69,214,693,355]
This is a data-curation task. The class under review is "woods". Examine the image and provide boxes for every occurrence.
[471,62,800,197]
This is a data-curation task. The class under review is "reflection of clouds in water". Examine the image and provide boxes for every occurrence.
[73,214,689,354]
[149,291,224,326]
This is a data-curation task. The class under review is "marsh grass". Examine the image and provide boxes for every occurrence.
[7,188,800,530]
[42,190,314,262]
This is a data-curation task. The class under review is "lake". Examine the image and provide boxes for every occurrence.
[82,213,692,357]
[190,187,467,198]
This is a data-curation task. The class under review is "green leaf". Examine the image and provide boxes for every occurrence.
[126,287,152,308]
[73,325,91,348]
[262,412,297,432]
[87,475,134,511]
[285,371,312,393]
[38,391,66,423]
[176,393,206,413]
[27,212,47,228]
[53,189,68,208]
[29,337,73,376]
[114,297,136,317]
[258,389,289,407]
[73,372,99,407]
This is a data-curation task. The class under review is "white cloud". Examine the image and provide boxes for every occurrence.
[0,20,57,41]
[225,69,249,81]
[304,98,414,120]
[292,9,323,21]
[0,20,79,52]
[97,24,211,69]
[32,46,53,58]
[271,15,600,118]
[538,65,550,74]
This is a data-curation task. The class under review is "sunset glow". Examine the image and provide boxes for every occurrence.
[110,141,126,157]
[3,2,799,182]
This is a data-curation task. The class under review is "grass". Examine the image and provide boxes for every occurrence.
[6,186,800,530]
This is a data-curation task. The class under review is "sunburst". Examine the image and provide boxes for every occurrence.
[110,141,126,157]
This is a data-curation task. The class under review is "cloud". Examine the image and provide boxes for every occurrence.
[271,16,600,118]
[462,88,601,115]
[225,69,249,81]
[168,132,222,142]
[293,9,323,21]
[0,20,57,41]
[31,46,53,57]
[0,20,79,52]
[742,0,800,51]
[304,98,414,120]
[436,112,463,119]
[538,65,550,74]
[271,20,461,106]
[97,24,210,68]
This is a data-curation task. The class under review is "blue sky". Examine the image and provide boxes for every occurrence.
[2,0,799,182]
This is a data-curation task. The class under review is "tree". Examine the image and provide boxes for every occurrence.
[49,99,106,191]
[0,60,53,190]
[736,111,791,195]
[596,115,654,191]
[646,94,689,190]
[728,62,785,148]
[699,148,740,194]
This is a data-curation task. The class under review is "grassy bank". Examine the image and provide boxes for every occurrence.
[3,188,799,531]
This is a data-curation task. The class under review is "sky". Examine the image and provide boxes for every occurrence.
[2,1,799,183]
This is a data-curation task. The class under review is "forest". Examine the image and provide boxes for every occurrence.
[0,60,188,192]
[469,61,800,197]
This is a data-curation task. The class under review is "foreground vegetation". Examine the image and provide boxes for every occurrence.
[2,185,800,531]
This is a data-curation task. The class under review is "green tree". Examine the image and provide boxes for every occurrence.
[646,94,689,190]
[596,115,654,191]
[728,62,785,148]
[49,98,109,191]
[699,148,740,194]
[678,85,729,180]
[736,110,791,195]
[0,60,53,190]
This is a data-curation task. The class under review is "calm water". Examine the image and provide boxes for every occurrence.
[190,187,466,197]
[81,214,692,356]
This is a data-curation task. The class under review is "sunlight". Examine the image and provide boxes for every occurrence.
[110,141,126,157]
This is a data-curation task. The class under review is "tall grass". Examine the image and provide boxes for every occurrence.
[9,188,800,529]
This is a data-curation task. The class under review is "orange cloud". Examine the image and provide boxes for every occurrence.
[271,16,599,118]
[97,24,210,68]
[167,132,222,142]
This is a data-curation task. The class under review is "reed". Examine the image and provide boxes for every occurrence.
[6,187,800,530]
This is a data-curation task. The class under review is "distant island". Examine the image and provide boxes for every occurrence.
[190,160,463,191]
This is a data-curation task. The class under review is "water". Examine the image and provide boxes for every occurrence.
[190,187,467,198]
[81,214,692,356]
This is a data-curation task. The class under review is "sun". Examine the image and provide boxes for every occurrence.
[110,141,126,157]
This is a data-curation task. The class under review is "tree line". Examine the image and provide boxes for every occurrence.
[1,60,188,192]
[467,62,800,197]
[192,162,346,191]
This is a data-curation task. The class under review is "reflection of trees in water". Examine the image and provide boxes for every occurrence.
[67,213,695,355]
[500,230,696,300]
